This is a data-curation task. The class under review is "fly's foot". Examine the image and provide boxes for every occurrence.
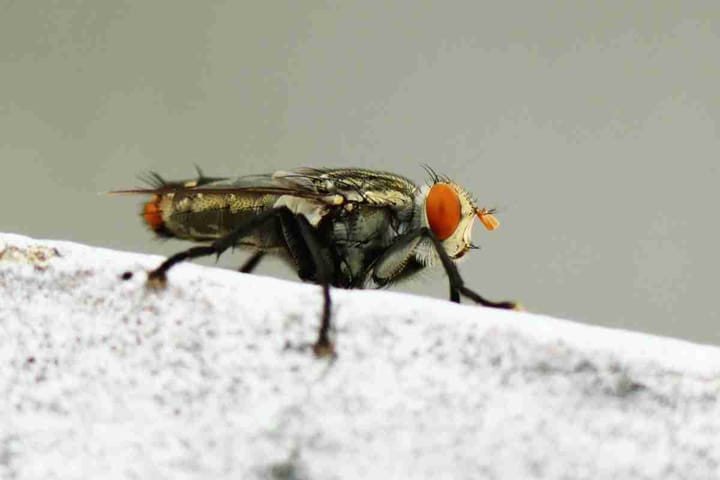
[146,269,168,289]
[494,300,519,310]
[312,336,336,358]
[481,299,522,311]
[456,286,519,311]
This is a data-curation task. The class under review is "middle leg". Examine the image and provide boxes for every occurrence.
[294,216,336,357]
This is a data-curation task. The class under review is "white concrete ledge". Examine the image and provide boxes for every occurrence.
[1,232,719,480]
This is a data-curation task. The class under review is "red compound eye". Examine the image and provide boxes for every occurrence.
[426,184,461,240]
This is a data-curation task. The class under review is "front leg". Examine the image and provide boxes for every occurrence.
[371,227,516,310]
[422,228,516,309]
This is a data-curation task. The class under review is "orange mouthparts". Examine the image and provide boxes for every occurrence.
[476,209,500,231]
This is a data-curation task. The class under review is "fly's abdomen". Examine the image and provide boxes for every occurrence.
[142,195,173,237]
[149,191,284,248]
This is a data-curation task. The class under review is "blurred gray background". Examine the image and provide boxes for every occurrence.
[1,1,718,344]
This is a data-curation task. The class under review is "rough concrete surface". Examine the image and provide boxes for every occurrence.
[1,233,719,480]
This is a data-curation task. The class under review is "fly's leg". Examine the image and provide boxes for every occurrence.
[423,228,516,309]
[294,216,336,357]
[146,245,217,288]
[371,227,515,309]
[450,285,460,303]
[147,208,282,287]
[273,212,334,355]
[238,251,265,273]
[146,207,337,357]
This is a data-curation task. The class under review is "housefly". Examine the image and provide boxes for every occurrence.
[112,167,516,355]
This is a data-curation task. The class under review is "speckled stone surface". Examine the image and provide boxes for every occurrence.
[1,233,720,480]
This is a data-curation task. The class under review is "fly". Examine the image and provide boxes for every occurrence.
[112,166,517,356]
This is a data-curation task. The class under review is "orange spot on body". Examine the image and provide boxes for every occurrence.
[143,195,165,232]
[426,184,461,240]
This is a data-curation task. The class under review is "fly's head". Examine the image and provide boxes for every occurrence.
[421,180,500,260]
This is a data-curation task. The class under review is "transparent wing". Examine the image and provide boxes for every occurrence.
[110,167,419,207]
[269,168,419,207]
